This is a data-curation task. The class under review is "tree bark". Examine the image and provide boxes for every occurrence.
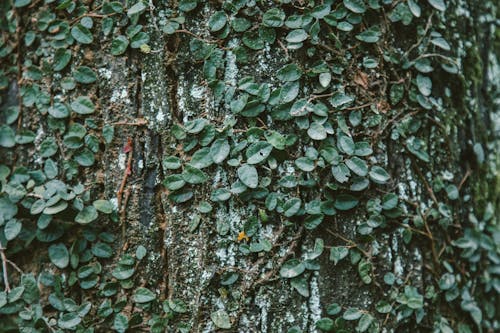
[0,0,498,332]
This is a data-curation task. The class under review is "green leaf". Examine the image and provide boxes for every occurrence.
[75,206,98,224]
[113,313,129,333]
[343,0,366,14]
[262,8,285,27]
[135,245,147,260]
[237,164,258,188]
[163,174,186,190]
[280,259,305,278]
[338,134,355,155]
[295,157,315,172]
[74,148,95,166]
[416,74,432,96]
[182,165,208,184]
[406,136,430,162]
[343,308,362,320]
[169,189,193,203]
[369,166,390,184]
[283,197,301,217]
[4,219,22,241]
[130,32,150,48]
[277,64,302,82]
[53,48,72,71]
[71,96,95,114]
[127,1,147,16]
[58,312,82,329]
[48,102,70,118]
[71,24,93,44]
[0,125,15,148]
[356,313,374,332]
[43,201,68,215]
[375,300,392,313]
[190,147,213,169]
[169,299,188,313]
[93,199,114,214]
[163,156,182,169]
[286,29,308,43]
[133,287,156,303]
[329,246,349,265]
[73,66,97,84]
[111,35,129,55]
[291,276,309,297]
[390,84,405,105]
[48,243,69,269]
[92,242,113,258]
[210,310,231,329]
[210,139,230,164]
[208,11,227,32]
[358,259,372,284]
[428,0,446,11]
[334,194,359,210]
[15,130,35,144]
[246,141,273,164]
[14,0,31,7]
[316,317,334,331]
[345,157,368,177]
[307,122,327,141]
[179,0,198,12]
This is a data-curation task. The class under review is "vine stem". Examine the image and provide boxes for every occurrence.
[0,240,11,292]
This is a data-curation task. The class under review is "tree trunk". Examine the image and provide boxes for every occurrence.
[0,1,498,332]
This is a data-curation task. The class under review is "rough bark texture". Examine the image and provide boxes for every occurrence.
[0,0,498,332]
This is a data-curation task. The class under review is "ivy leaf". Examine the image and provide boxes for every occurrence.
[71,24,93,44]
[48,102,70,119]
[286,29,308,43]
[237,164,258,188]
[356,313,374,332]
[53,48,72,71]
[283,197,301,217]
[262,8,285,27]
[0,125,15,148]
[182,164,208,184]
[71,96,95,114]
[111,35,129,55]
[416,74,432,96]
[14,0,31,7]
[369,166,390,184]
[92,242,113,258]
[334,194,359,210]
[73,66,97,84]
[280,259,305,278]
[4,219,22,240]
[190,147,213,169]
[58,313,82,329]
[295,157,315,172]
[163,174,186,190]
[329,246,349,265]
[246,141,273,164]
[75,206,98,224]
[428,0,446,11]
[343,0,366,14]
[208,11,227,32]
[343,308,363,320]
[93,200,114,214]
[210,139,230,164]
[277,64,302,82]
[133,287,156,303]
[113,313,129,333]
[345,157,368,177]
[315,317,334,331]
[127,1,147,16]
[48,243,69,269]
[307,122,327,141]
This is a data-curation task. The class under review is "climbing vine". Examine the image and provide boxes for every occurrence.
[0,0,498,332]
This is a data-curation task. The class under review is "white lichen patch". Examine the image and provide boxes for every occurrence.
[190,85,206,99]
[110,87,131,104]
[118,153,127,170]
[308,273,321,333]
[98,67,112,80]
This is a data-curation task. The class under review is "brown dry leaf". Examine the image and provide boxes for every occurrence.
[377,100,391,113]
[354,71,369,89]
